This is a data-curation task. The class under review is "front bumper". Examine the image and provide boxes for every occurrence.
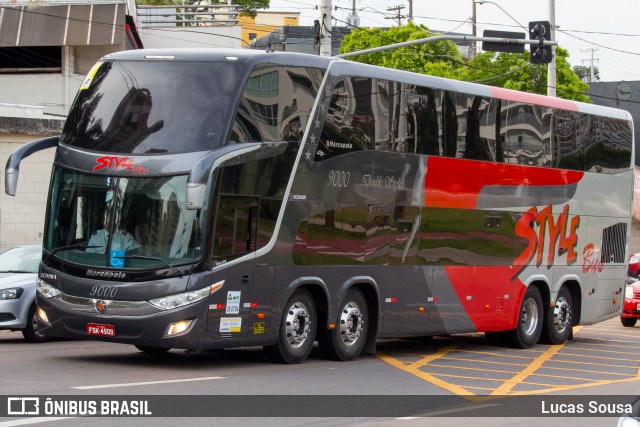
[36,293,209,349]
[621,299,640,319]
[0,297,31,330]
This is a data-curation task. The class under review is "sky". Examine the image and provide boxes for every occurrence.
[263,0,640,83]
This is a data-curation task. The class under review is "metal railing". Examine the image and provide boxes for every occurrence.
[136,3,239,27]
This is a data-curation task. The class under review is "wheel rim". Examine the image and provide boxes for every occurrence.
[32,311,44,338]
[521,297,539,336]
[553,297,572,334]
[339,302,363,347]
[285,302,311,349]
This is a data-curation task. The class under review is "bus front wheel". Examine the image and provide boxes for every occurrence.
[265,289,317,364]
[318,288,368,361]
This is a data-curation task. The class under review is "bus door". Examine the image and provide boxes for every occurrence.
[208,195,259,341]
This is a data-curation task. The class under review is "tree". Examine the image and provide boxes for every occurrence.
[460,47,590,102]
[234,0,269,17]
[339,24,590,102]
[573,65,601,82]
[339,24,464,79]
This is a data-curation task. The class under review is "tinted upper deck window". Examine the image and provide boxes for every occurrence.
[62,60,242,154]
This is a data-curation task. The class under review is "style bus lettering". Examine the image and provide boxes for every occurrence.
[93,156,148,174]
[512,204,580,280]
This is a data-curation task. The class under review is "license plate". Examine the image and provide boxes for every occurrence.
[87,323,115,337]
[637,303,640,311]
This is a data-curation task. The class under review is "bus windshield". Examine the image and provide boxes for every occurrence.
[61,60,242,154]
[44,167,205,270]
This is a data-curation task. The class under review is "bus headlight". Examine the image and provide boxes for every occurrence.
[166,320,194,336]
[37,279,60,299]
[38,307,50,325]
[148,286,211,311]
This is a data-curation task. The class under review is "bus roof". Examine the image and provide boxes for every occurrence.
[102,48,335,70]
[101,48,632,122]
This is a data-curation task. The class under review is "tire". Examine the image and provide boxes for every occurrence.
[508,285,543,348]
[264,289,317,364]
[135,345,171,354]
[540,286,573,345]
[621,317,638,327]
[22,304,50,343]
[318,288,368,361]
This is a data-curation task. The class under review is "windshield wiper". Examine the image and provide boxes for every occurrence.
[48,243,102,260]
[115,255,182,276]
[0,270,33,273]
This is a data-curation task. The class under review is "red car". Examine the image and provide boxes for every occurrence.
[622,280,640,327]
[629,253,640,280]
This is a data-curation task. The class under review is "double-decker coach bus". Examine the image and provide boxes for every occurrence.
[5,49,633,363]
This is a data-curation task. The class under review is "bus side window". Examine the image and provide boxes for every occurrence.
[212,195,258,261]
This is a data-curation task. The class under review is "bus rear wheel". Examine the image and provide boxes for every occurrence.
[318,289,368,361]
[621,317,637,327]
[509,285,543,348]
[265,289,317,364]
[540,286,573,344]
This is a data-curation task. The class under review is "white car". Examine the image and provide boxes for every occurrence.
[0,245,49,342]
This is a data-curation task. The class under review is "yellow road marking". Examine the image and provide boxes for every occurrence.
[438,356,529,367]
[552,352,640,362]
[376,323,640,397]
[537,364,635,377]
[545,357,640,369]
[427,362,521,374]
[377,345,477,397]
[445,349,545,360]
[513,376,640,395]
[490,342,566,395]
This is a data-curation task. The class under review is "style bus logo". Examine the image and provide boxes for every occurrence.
[93,156,148,174]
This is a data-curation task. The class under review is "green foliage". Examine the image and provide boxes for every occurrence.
[339,24,590,102]
[573,64,600,82]
[339,23,464,78]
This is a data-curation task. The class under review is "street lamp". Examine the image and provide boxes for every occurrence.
[474,0,527,31]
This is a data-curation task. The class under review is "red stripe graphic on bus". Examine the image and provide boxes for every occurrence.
[490,87,579,111]
[424,157,584,209]
[445,265,527,331]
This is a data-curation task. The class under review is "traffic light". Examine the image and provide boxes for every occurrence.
[529,21,553,64]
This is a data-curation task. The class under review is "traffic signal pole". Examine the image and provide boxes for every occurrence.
[336,34,556,59]
[547,0,557,97]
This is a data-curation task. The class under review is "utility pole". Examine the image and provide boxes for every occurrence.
[385,4,405,26]
[470,0,477,60]
[407,0,413,23]
[347,0,360,27]
[320,0,332,57]
[547,0,556,96]
[581,48,599,82]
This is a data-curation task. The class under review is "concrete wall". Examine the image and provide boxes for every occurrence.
[0,133,58,251]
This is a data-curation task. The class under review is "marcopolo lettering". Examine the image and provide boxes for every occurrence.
[86,269,126,279]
